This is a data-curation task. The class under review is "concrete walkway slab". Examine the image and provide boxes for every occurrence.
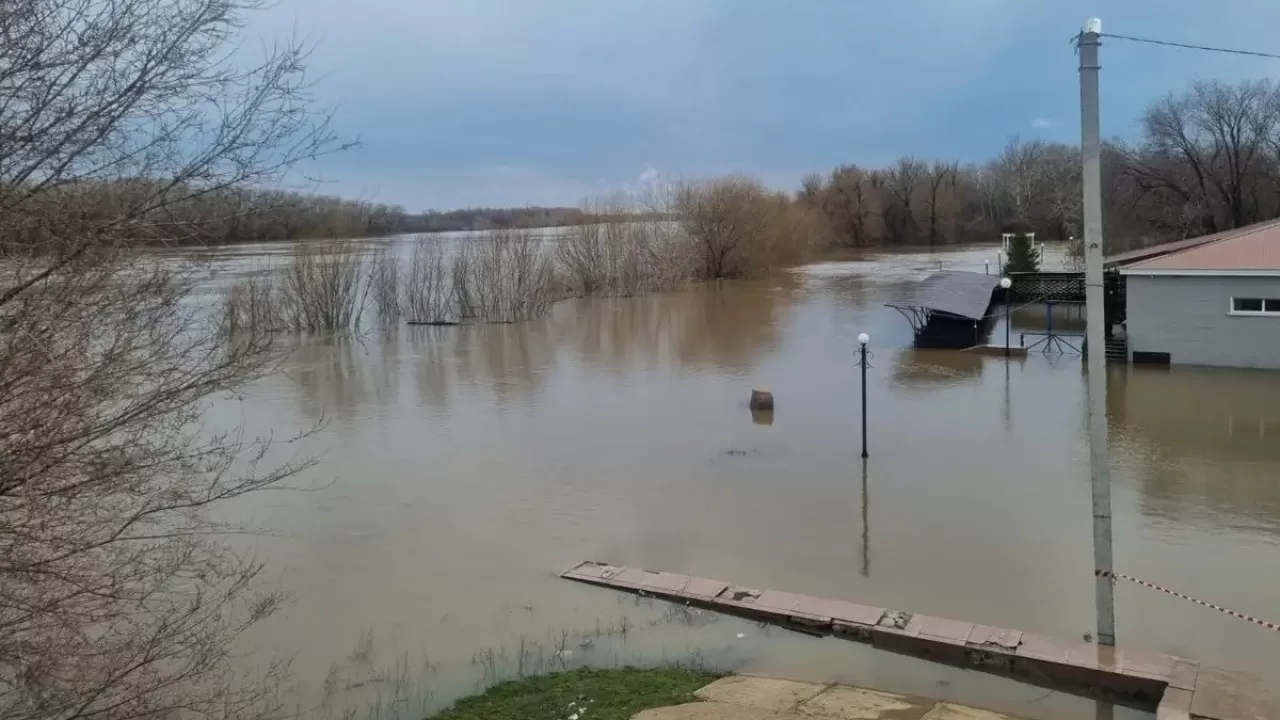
[633,701,793,720]
[694,676,827,712]
[920,703,1019,720]
[635,676,1024,720]
[798,686,924,719]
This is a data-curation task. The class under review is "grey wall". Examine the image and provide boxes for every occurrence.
[1126,274,1280,368]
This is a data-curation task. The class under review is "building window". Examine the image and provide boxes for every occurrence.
[1230,297,1280,315]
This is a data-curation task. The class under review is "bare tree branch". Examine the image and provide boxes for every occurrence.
[1,2,341,720]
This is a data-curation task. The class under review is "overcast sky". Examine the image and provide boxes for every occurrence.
[253,1,1280,211]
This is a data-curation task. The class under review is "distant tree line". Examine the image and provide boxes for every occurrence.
[798,79,1280,253]
[12,78,1275,253]
[186,201,595,240]
[191,200,600,241]
[798,141,1080,247]
[2,183,409,246]
[205,190,408,241]
[406,206,588,232]
[0,180,606,246]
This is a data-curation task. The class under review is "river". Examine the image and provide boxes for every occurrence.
[204,237,1280,720]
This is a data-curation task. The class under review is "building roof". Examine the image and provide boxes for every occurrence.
[886,271,1001,320]
[1113,219,1280,274]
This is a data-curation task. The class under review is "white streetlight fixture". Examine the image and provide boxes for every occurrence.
[857,333,870,345]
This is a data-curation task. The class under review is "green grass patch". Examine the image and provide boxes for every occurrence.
[429,667,718,720]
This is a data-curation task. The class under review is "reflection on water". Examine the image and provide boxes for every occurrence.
[861,459,871,579]
[891,350,985,391]
[565,278,794,376]
[208,241,1267,720]
[1111,366,1280,535]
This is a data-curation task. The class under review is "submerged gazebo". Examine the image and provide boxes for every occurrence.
[887,271,1003,348]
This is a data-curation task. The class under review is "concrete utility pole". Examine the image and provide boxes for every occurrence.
[1078,18,1116,647]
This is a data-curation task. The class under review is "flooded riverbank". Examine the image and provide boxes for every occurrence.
[210,240,1277,720]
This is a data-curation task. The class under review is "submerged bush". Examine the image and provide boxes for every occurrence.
[370,246,401,323]
[401,230,557,324]
[557,197,692,297]
[402,238,459,324]
[674,177,820,279]
[220,270,283,336]
[455,228,557,322]
[279,240,371,332]
[218,174,827,337]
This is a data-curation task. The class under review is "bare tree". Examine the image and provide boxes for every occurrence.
[923,161,958,245]
[883,157,926,244]
[824,165,883,247]
[798,173,825,206]
[1125,80,1280,234]
[793,79,1280,253]
[1041,145,1082,240]
[991,136,1051,222]
[675,177,774,279]
[0,2,342,720]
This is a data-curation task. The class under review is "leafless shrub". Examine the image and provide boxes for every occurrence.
[764,193,824,267]
[0,0,341,717]
[556,220,613,296]
[451,244,476,320]
[399,231,557,324]
[220,270,283,336]
[674,177,817,279]
[279,241,371,332]
[402,239,459,324]
[369,247,401,324]
[557,195,692,297]
[455,229,557,322]
[675,177,769,279]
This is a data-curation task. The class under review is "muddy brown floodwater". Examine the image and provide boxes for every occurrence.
[205,239,1280,720]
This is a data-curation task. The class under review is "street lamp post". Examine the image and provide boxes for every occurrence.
[1000,277,1013,357]
[857,333,870,459]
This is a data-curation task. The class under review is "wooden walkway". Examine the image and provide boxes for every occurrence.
[560,561,1276,720]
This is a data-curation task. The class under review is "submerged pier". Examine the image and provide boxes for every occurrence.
[560,561,1275,720]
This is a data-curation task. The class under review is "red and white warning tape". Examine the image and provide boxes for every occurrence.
[1097,569,1280,632]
